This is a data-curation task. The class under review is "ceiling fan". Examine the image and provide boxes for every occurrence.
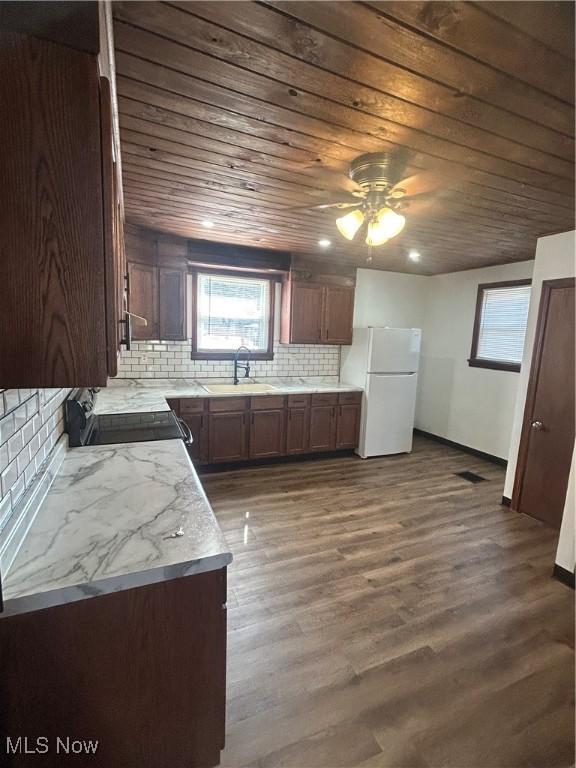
[296,150,442,247]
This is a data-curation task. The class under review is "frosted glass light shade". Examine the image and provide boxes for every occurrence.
[365,207,405,246]
[335,209,364,240]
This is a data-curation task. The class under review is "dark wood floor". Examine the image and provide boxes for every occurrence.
[201,436,575,768]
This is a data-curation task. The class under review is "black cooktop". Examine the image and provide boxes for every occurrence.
[66,390,187,447]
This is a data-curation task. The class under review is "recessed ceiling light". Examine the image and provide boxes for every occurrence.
[408,250,421,262]
[318,239,331,247]
[201,220,215,228]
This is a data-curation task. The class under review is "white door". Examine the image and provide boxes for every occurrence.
[359,372,418,457]
[368,328,421,373]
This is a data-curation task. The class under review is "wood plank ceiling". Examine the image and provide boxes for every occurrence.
[113,1,575,275]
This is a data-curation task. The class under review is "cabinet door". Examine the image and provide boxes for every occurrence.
[249,410,286,458]
[0,31,107,386]
[336,404,360,449]
[322,285,354,345]
[309,405,336,451]
[286,408,309,454]
[289,283,324,343]
[128,262,158,340]
[183,413,208,464]
[159,267,186,340]
[209,412,248,463]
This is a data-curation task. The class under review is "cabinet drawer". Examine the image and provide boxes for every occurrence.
[287,394,311,408]
[250,395,286,411]
[311,392,338,406]
[338,391,362,405]
[180,398,206,414]
[208,397,248,413]
[166,398,180,414]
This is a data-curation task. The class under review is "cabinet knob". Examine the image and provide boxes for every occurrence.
[531,420,544,431]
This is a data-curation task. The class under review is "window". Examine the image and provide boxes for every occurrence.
[191,271,274,359]
[469,280,531,372]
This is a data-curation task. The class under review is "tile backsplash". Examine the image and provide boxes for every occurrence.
[115,341,341,380]
[0,389,70,534]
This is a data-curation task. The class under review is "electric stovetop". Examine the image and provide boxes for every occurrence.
[66,389,188,447]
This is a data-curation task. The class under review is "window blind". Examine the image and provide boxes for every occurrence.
[476,284,531,364]
[196,273,271,352]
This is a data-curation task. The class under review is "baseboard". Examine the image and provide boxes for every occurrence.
[413,429,507,467]
[501,495,511,507]
[553,564,575,589]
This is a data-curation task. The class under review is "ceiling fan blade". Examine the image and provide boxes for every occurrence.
[390,171,443,199]
[300,164,364,196]
[282,200,362,212]
[401,192,444,217]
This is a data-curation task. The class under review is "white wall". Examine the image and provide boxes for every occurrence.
[352,261,535,460]
[500,231,575,573]
[417,260,534,459]
[353,269,429,329]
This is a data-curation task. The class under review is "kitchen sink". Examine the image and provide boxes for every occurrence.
[201,383,278,394]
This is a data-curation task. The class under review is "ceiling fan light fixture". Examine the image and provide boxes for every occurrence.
[365,208,405,247]
[365,221,389,247]
[336,209,364,240]
[377,207,406,238]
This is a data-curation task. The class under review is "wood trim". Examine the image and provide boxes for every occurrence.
[552,564,575,590]
[468,278,532,372]
[413,428,507,467]
[190,268,275,360]
[511,277,576,513]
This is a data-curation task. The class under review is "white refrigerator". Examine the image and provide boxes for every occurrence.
[340,327,421,458]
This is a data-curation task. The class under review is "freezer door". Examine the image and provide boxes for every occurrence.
[368,328,421,373]
[359,372,418,457]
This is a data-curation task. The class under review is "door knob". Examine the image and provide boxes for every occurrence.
[531,420,544,431]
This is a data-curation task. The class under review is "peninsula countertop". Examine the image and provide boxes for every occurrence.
[1,438,232,616]
[94,378,363,416]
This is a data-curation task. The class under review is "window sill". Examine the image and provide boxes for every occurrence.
[191,352,274,361]
[468,358,521,373]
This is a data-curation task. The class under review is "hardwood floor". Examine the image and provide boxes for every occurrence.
[200,436,575,768]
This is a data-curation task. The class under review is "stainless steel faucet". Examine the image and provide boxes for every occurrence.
[233,346,251,385]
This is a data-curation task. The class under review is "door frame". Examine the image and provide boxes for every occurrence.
[511,277,575,513]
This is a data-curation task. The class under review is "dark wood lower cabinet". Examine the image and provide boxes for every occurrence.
[250,409,285,458]
[0,569,227,768]
[286,408,310,454]
[209,412,249,463]
[309,405,337,451]
[174,392,360,466]
[336,404,361,449]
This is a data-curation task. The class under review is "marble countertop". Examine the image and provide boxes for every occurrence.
[1,439,232,616]
[95,378,363,415]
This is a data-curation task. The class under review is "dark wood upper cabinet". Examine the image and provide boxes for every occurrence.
[0,30,110,386]
[323,285,355,345]
[128,262,159,341]
[159,267,187,341]
[281,280,354,346]
[282,282,324,343]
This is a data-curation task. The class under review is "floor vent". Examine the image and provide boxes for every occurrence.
[455,470,487,484]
